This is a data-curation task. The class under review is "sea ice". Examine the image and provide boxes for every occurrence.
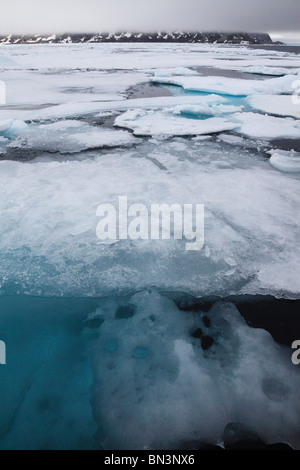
[248,95,300,119]
[217,133,258,148]
[114,109,238,136]
[233,112,300,140]
[0,53,16,67]
[172,103,244,116]
[0,119,28,138]
[150,67,198,77]
[152,74,297,96]
[268,149,300,173]
[0,68,149,106]
[0,136,299,297]
[0,95,227,122]
[7,120,138,154]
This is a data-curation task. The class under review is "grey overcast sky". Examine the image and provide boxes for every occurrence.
[0,0,299,40]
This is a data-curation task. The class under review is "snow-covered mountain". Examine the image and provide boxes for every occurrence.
[0,32,277,45]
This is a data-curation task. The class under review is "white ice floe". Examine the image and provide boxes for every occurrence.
[268,149,300,173]
[248,95,300,119]
[218,65,300,77]
[114,105,300,140]
[152,74,297,96]
[257,259,300,295]
[150,67,198,77]
[8,120,137,153]
[115,109,238,136]
[192,135,212,141]
[172,103,244,116]
[217,133,259,148]
[233,112,300,140]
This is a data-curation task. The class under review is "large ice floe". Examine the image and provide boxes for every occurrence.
[0,43,300,450]
[151,74,298,96]
[114,108,238,136]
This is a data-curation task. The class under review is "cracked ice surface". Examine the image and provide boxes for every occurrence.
[5,120,138,154]
[0,136,300,297]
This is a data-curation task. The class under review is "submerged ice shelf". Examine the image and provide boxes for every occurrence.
[0,42,300,450]
[1,292,300,450]
[89,290,300,450]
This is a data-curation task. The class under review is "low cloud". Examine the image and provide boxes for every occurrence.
[0,0,299,35]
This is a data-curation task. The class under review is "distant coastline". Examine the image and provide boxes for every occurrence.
[0,32,284,45]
